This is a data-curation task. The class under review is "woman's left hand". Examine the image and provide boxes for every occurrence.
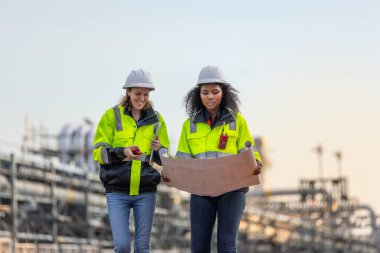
[253,160,263,175]
[151,137,161,151]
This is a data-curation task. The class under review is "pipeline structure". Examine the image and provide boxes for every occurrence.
[1,150,379,253]
[0,122,379,252]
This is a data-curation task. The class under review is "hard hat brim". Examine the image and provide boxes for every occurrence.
[197,78,227,86]
[123,83,155,90]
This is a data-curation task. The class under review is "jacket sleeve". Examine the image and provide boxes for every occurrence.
[93,109,125,164]
[175,120,193,159]
[236,114,262,162]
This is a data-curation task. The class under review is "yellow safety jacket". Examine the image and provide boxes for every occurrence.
[176,109,261,161]
[93,105,170,195]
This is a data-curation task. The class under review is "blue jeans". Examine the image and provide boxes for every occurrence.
[190,191,246,253]
[106,192,156,253]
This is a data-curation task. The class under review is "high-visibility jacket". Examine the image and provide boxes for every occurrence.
[176,109,261,161]
[93,105,170,195]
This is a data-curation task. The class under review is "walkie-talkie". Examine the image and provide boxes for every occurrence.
[218,122,228,150]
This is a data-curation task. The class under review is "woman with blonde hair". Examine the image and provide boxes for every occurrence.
[93,69,169,253]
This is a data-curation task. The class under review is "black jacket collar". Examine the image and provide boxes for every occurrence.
[192,108,236,127]
[123,107,159,127]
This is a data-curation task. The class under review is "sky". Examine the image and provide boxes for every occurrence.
[0,0,379,213]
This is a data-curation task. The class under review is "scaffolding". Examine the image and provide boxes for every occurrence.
[0,152,190,253]
[241,177,380,252]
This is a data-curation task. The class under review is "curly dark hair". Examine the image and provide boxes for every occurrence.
[184,83,240,117]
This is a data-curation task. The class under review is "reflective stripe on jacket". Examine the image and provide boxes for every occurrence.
[176,109,261,161]
[93,105,170,195]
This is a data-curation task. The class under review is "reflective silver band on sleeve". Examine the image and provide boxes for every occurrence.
[100,147,109,164]
[238,145,257,154]
[113,106,123,131]
[193,151,233,159]
[93,142,111,150]
[175,151,193,159]
[194,152,208,159]
[159,147,168,157]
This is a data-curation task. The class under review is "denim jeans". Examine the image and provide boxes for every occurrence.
[190,191,246,253]
[106,192,156,253]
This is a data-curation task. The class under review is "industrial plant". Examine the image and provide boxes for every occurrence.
[0,121,379,252]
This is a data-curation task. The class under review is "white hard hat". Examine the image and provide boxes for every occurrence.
[197,65,227,86]
[123,69,155,90]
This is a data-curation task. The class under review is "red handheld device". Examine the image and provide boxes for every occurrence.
[132,147,142,155]
[218,133,228,150]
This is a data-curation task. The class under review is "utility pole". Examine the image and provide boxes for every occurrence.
[334,151,342,178]
[10,154,18,253]
[315,144,323,180]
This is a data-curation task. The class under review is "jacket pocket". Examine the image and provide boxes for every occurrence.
[223,130,238,154]
[113,130,134,147]
[186,131,208,154]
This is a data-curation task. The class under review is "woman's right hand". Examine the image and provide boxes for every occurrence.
[124,146,141,160]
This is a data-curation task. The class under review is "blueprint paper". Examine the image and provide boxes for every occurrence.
[161,149,260,196]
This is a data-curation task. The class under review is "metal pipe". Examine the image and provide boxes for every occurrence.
[250,188,333,207]
[50,162,58,243]
[1,179,106,206]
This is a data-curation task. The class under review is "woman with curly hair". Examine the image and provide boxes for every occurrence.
[174,65,262,253]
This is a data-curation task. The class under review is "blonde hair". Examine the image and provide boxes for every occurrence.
[119,90,153,112]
